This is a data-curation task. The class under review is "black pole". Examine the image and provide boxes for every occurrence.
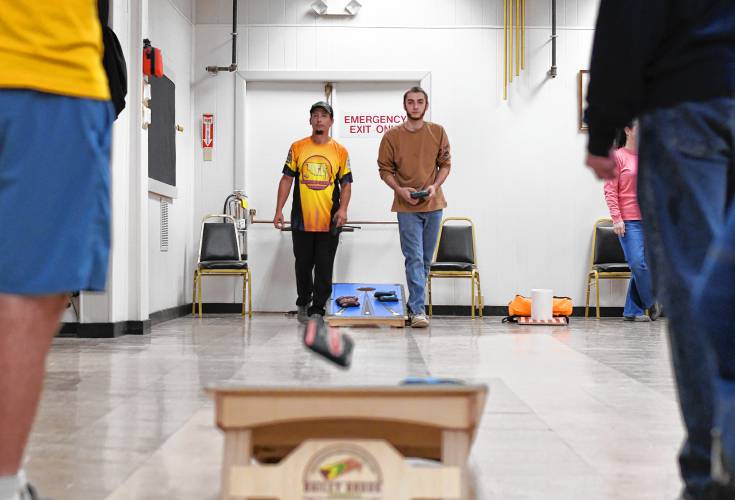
[231,0,237,68]
[549,0,558,77]
[205,0,238,73]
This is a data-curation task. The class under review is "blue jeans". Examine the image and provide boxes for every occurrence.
[397,210,443,315]
[638,97,734,497]
[695,185,735,483]
[618,220,655,317]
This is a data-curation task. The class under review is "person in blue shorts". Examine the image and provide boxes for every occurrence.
[0,2,113,499]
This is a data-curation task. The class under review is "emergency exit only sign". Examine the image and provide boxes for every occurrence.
[341,112,407,138]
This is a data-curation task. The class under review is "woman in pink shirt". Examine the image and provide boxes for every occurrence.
[604,122,660,321]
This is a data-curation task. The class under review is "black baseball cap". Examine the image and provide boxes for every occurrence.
[310,101,333,118]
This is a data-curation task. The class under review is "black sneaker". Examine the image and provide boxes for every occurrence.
[296,305,309,324]
[648,302,663,321]
[710,438,735,500]
[701,483,735,500]
[19,483,44,500]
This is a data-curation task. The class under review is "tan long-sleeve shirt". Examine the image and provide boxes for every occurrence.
[377,122,451,212]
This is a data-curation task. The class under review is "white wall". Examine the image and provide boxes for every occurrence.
[192,0,628,312]
[72,0,149,324]
[70,0,198,324]
[148,0,196,314]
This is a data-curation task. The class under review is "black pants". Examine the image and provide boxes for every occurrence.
[292,230,339,315]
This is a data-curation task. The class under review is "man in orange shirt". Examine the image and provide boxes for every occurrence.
[274,102,353,323]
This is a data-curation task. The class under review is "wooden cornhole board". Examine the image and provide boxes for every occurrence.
[327,283,407,328]
[208,385,488,500]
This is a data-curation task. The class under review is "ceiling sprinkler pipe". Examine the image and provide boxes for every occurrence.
[206,0,239,74]
[548,0,557,78]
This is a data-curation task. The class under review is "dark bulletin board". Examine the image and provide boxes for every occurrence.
[149,75,176,186]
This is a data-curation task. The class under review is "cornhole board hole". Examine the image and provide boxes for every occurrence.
[208,385,488,500]
[327,283,407,328]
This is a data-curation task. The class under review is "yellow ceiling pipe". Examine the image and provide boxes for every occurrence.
[503,0,508,99]
[503,0,526,100]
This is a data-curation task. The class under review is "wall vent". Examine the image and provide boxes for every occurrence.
[160,198,169,252]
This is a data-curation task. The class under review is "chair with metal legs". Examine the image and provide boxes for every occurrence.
[428,217,482,319]
[192,214,252,318]
[584,217,631,319]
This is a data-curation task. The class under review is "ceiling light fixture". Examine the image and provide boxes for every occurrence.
[310,0,328,15]
[344,0,362,15]
[310,0,362,16]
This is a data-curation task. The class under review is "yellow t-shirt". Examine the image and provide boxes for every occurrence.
[0,0,110,100]
[283,137,353,232]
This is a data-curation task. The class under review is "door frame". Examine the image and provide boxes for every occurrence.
[234,70,431,190]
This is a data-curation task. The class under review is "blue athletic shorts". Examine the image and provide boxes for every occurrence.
[0,89,113,294]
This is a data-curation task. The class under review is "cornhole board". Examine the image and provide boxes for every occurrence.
[208,385,488,500]
[327,283,407,328]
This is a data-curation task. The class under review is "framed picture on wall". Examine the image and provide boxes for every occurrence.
[578,70,590,132]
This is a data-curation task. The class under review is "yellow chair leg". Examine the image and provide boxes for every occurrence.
[585,275,591,318]
[192,272,197,316]
[476,273,483,318]
[198,273,203,318]
[247,270,252,318]
[240,272,248,318]
[595,273,601,319]
[470,275,476,319]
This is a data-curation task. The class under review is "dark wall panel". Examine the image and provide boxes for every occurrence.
[149,75,176,186]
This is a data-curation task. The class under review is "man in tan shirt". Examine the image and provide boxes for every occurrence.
[377,86,451,328]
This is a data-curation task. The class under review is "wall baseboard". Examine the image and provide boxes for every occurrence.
[430,305,624,318]
[58,320,151,338]
[150,304,194,325]
[58,303,627,337]
[188,303,626,318]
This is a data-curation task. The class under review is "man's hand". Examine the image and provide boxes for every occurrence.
[613,221,626,236]
[333,208,347,228]
[586,152,616,180]
[396,186,419,205]
[426,184,437,200]
[273,212,285,230]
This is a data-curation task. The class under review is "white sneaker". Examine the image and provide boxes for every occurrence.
[624,315,651,322]
[410,314,429,328]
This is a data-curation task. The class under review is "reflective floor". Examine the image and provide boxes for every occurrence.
[27,314,683,499]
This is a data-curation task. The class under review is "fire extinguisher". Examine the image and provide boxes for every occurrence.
[142,39,163,77]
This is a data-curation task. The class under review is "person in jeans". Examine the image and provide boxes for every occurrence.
[603,121,660,322]
[273,101,352,323]
[585,1,735,498]
[0,2,113,499]
[378,86,451,328]
[695,189,735,493]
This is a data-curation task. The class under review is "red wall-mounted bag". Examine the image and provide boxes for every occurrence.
[142,39,163,77]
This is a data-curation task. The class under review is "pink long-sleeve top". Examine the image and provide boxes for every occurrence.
[603,147,641,224]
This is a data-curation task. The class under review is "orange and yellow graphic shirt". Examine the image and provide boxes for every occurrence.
[283,137,353,232]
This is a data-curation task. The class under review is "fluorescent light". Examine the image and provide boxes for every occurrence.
[311,0,362,16]
[344,0,362,15]
[311,0,328,15]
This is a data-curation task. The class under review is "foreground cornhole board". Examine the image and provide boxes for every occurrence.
[208,385,488,500]
[327,283,407,328]
[229,439,460,499]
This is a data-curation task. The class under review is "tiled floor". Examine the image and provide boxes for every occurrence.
[26,314,684,499]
